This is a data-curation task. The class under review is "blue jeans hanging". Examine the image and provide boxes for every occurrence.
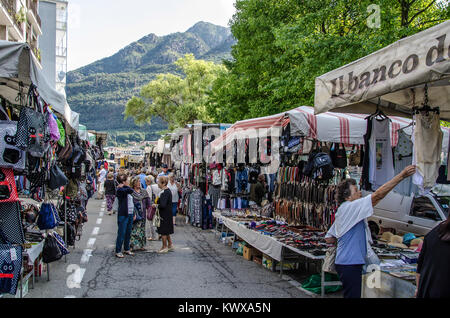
[202,198,213,230]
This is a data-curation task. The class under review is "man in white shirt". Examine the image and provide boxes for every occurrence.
[97,165,107,199]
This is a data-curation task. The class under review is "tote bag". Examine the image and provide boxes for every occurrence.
[0,108,26,171]
[0,229,23,295]
[15,87,49,157]
[0,201,25,244]
[153,207,162,228]
[0,168,18,203]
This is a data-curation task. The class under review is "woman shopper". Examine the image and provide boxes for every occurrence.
[168,173,181,226]
[104,173,116,215]
[415,213,450,298]
[154,176,174,253]
[145,176,158,241]
[115,174,135,258]
[129,176,149,252]
[325,165,416,298]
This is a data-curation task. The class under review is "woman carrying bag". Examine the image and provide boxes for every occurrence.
[129,177,149,252]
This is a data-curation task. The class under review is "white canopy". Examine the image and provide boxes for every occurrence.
[315,20,450,120]
[211,106,450,153]
[0,41,79,130]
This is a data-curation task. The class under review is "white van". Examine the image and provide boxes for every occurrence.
[364,187,449,237]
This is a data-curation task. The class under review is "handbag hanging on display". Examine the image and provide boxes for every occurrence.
[330,143,348,169]
[0,168,18,203]
[0,229,23,295]
[0,106,26,171]
[348,145,362,167]
[15,85,50,158]
[37,202,59,230]
[0,201,25,244]
[48,162,68,190]
[42,233,63,263]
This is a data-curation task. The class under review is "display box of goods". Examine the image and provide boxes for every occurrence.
[253,256,263,265]
[400,252,419,264]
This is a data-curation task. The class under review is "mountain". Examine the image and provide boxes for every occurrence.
[66,22,234,145]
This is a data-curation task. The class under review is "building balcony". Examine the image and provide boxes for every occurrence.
[26,0,41,35]
[0,0,24,39]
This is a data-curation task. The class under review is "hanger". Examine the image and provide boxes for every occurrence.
[412,84,440,115]
[366,98,389,121]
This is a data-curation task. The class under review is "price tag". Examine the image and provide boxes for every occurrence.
[10,248,17,261]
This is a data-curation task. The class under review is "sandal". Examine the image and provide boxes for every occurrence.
[168,246,175,252]
[115,253,124,258]
[157,248,169,254]
[124,250,135,256]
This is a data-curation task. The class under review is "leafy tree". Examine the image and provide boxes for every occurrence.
[125,54,226,130]
[208,0,449,123]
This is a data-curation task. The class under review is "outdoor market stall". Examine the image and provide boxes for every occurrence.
[313,20,450,298]
[0,41,94,298]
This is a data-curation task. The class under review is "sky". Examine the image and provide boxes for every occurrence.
[67,0,236,71]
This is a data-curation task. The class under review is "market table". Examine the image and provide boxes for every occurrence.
[213,212,342,297]
[362,271,416,298]
[19,240,45,298]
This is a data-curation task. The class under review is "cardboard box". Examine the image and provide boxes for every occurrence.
[262,255,297,271]
[243,246,255,261]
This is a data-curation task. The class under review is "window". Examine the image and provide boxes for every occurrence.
[410,197,441,221]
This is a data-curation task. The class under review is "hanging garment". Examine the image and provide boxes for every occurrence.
[393,130,415,196]
[368,118,394,190]
[413,112,443,194]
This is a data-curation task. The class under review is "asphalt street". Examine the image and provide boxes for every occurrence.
[25,197,316,298]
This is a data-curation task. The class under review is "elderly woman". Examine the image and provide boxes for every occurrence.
[145,175,158,241]
[168,173,181,226]
[326,165,416,298]
[153,176,174,253]
[129,176,150,252]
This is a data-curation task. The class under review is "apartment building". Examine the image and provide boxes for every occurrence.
[0,0,42,65]
[39,0,67,95]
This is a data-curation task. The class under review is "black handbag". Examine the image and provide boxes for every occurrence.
[48,163,68,190]
[42,233,63,263]
[330,143,348,169]
[15,85,49,158]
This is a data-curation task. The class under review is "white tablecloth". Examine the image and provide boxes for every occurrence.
[24,241,44,266]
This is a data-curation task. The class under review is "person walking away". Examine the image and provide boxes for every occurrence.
[415,213,450,298]
[115,174,135,258]
[104,173,116,215]
[145,176,158,241]
[168,173,181,226]
[325,165,416,298]
[129,177,149,251]
[139,168,148,190]
[97,165,107,200]
[154,176,174,253]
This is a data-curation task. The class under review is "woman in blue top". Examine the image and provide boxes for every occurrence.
[326,165,416,298]
[114,174,135,258]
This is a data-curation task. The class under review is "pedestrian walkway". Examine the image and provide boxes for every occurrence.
[25,198,311,298]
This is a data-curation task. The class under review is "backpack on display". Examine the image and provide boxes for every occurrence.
[37,203,59,230]
[312,152,334,181]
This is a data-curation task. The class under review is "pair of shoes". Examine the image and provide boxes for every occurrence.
[157,248,169,254]
[124,250,135,256]
[115,253,124,258]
